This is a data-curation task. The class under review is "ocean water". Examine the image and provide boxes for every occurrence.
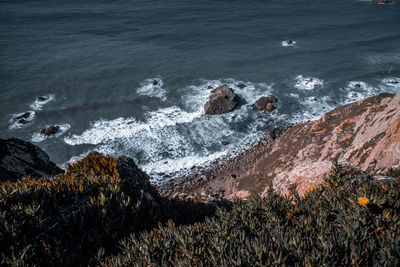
[1,0,399,182]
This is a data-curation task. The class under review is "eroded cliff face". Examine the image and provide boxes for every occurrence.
[237,90,400,197]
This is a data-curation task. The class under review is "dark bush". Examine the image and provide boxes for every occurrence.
[101,163,400,266]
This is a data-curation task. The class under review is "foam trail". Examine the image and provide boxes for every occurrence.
[30,94,55,110]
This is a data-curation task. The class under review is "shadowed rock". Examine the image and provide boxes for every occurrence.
[0,138,63,181]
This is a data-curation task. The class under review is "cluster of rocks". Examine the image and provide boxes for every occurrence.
[10,95,62,137]
[252,95,278,112]
[12,111,34,125]
[204,84,279,115]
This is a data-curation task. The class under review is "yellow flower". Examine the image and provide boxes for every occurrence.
[358,197,369,206]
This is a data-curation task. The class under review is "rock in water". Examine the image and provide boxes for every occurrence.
[37,95,48,102]
[40,125,60,136]
[253,95,278,112]
[266,95,278,103]
[0,138,63,181]
[237,83,247,89]
[13,111,33,125]
[204,85,239,115]
[372,0,392,3]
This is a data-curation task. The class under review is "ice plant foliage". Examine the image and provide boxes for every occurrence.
[0,158,399,266]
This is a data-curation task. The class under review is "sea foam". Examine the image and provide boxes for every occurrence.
[136,77,167,101]
[294,75,324,90]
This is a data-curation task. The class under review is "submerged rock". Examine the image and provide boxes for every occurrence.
[40,125,60,136]
[13,112,33,124]
[37,95,49,102]
[237,83,247,89]
[0,138,63,181]
[204,85,239,115]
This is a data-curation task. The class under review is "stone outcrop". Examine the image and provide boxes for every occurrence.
[0,138,63,181]
[253,95,278,112]
[41,125,60,136]
[204,85,239,115]
[160,90,400,200]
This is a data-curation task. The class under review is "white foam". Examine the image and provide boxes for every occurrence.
[381,77,400,91]
[9,111,36,129]
[281,40,296,47]
[31,123,71,142]
[136,77,167,101]
[294,75,324,90]
[289,95,334,123]
[340,81,379,105]
[63,78,279,182]
[30,94,55,110]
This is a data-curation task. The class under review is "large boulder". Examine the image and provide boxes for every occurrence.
[204,85,240,115]
[0,138,63,181]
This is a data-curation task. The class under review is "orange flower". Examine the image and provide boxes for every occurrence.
[358,197,369,206]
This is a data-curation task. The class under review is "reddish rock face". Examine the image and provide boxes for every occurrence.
[159,90,400,201]
[251,91,400,196]
[204,85,239,115]
[41,125,60,136]
[253,95,278,112]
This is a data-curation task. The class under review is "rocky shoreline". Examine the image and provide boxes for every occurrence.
[158,89,400,201]
[1,89,399,204]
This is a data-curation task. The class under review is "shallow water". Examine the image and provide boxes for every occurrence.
[1,0,399,182]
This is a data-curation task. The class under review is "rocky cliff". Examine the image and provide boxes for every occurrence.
[161,90,400,200]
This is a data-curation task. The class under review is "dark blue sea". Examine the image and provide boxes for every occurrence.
[1,0,399,182]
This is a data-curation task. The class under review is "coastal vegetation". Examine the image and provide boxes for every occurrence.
[1,153,399,266]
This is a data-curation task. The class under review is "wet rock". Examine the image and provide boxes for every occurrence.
[286,40,293,44]
[237,83,247,89]
[204,85,239,115]
[152,80,158,85]
[40,125,60,136]
[37,95,48,102]
[265,103,275,112]
[221,141,229,146]
[0,138,63,181]
[207,86,213,89]
[253,97,269,111]
[253,95,278,112]
[355,83,361,88]
[13,112,32,124]
[266,95,278,103]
